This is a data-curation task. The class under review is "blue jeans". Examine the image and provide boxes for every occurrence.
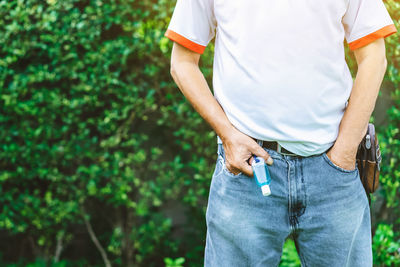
[204,143,372,266]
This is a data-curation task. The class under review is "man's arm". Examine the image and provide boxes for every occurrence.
[326,38,388,170]
[169,42,272,177]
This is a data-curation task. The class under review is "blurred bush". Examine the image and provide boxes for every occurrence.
[0,0,398,266]
[0,0,203,265]
[279,239,301,267]
[372,224,400,266]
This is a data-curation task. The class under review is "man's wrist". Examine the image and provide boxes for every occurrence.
[334,122,368,155]
[218,125,238,143]
[332,137,359,156]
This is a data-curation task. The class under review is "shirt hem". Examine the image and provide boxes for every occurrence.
[348,24,397,51]
[164,29,206,54]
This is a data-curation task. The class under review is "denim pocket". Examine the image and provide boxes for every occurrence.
[217,144,245,178]
[322,152,357,173]
[220,156,244,178]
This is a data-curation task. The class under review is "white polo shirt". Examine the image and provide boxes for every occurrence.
[164,0,397,156]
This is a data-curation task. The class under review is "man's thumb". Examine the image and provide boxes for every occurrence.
[253,145,273,165]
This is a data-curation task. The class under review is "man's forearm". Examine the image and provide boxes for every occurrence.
[170,61,235,140]
[334,56,387,154]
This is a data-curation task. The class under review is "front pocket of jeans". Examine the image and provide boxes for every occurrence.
[221,159,243,178]
[322,152,357,173]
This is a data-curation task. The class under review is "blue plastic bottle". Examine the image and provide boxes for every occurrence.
[251,156,272,196]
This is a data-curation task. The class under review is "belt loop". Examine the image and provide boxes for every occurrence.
[277,143,282,153]
[257,139,263,147]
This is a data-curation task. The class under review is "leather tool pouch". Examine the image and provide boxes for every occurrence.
[356,123,382,196]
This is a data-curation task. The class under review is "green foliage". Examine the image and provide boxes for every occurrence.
[279,239,301,267]
[376,0,400,243]
[373,224,400,266]
[0,0,398,266]
[380,0,400,210]
[0,256,91,267]
[164,257,185,267]
[0,0,199,265]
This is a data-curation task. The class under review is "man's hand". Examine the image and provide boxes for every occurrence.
[326,123,367,171]
[325,144,358,171]
[221,129,273,177]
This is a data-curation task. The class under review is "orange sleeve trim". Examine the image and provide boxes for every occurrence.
[348,24,397,51]
[164,29,206,54]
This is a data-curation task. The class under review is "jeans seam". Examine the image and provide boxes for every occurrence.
[300,161,307,217]
[298,249,308,267]
[286,158,293,231]
[294,235,308,267]
[344,203,368,267]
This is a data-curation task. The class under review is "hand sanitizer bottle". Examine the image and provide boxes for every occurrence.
[251,156,271,196]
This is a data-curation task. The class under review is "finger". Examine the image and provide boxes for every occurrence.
[252,145,273,165]
[239,161,254,177]
[248,156,254,166]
